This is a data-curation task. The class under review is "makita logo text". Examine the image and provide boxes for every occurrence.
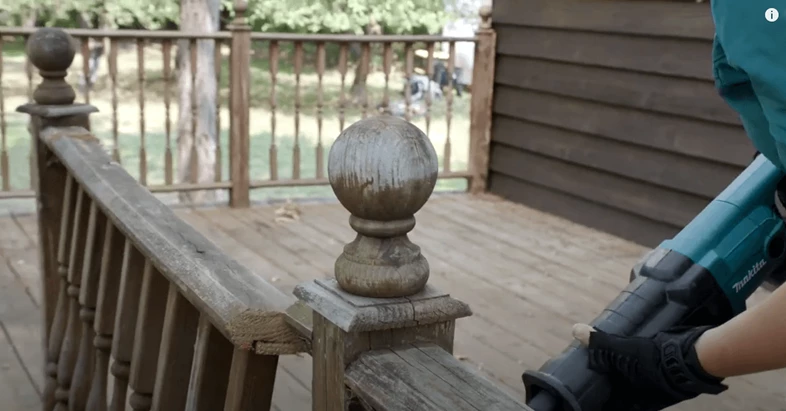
[733,259,767,293]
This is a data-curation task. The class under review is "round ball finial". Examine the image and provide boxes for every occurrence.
[478,4,491,29]
[329,115,438,221]
[479,5,492,18]
[479,5,492,28]
[26,28,76,74]
[233,0,248,14]
[26,28,77,105]
[328,115,439,298]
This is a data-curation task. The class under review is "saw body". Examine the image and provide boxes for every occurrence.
[523,154,786,411]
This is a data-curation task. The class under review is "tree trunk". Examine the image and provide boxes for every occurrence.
[349,54,369,105]
[177,0,220,204]
[349,20,381,104]
[23,10,37,27]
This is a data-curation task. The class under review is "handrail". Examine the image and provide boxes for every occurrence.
[34,122,306,354]
[345,343,533,411]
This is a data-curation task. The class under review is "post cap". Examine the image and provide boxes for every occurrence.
[26,27,76,74]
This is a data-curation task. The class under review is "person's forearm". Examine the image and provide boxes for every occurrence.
[695,281,786,378]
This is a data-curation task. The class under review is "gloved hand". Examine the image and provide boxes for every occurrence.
[572,324,729,411]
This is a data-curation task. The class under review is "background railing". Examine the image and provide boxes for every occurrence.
[0,4,495,206]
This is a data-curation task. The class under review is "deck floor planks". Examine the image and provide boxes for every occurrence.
[0,213,44,410]
[439,196,642,282]
[2,195,786,410]
[0,258,43,391]
[0,323,40,411]
[10,213,39,247]
[415,202,618,316]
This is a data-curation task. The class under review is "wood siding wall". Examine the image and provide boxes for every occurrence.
[488,0,755,247]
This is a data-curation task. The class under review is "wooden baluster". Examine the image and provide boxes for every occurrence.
[184,316,235,410]
[150,284,200,410]
[109,38,120,163]
[292,41,302,180]
[214,39,222,183]
[268,40,279,181]
[404,43,414,122]
[223,348,278,411]
[108,244,147,411]
[315,42,325,180]
[25,36,34,188]
[337,44,348,132]
[137,39,147,185]
[0,37,7,191]
[86,223,125,411]
[189,39,199,185]
[128,264,169,411]
[443,41,455,173]
[162,40,173,185]
[228,0,251,207]
[381,42,392,112]
[80,38,90,107]
[425,42,435,138]
[54,188,92,411]
[43,175,78,410]
[24,35,33,100]
[360,43,371,119]
[70,202,107,410]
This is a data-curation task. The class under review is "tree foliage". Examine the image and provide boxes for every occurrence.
[0,0,464,34]
[244,0,453,34]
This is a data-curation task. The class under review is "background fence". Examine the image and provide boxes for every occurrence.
[0,11,495,207]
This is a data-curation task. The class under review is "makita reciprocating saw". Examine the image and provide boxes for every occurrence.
[521,153,786,411]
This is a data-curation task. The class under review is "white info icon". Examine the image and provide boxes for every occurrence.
[766,8,779,22]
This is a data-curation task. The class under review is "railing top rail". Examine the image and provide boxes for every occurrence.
[346,343,533,411]
[0,26,477,42]
[31,121,305,355]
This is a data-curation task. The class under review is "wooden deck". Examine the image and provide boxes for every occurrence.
[1,193,786,410]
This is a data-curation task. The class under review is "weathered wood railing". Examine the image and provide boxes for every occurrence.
[24,26,520,411]
[0,2,496,203]
[22,28,307,411]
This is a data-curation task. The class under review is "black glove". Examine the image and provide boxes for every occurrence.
[580,325,728,411]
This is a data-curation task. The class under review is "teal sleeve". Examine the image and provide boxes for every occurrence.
[712,1,786,169]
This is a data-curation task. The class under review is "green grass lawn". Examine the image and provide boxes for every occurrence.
[1,37,471,204]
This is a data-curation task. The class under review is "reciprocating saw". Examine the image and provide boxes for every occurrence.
[521,153,786,411]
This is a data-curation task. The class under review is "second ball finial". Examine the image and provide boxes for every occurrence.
[26,27,77,105]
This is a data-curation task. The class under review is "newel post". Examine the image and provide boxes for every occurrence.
[17,28,97,349]
[228,0,251,207]
[294,115,472,410]
[468,6,496,194]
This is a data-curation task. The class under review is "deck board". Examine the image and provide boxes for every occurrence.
[2,193,786,410]
[0,214,43,410]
